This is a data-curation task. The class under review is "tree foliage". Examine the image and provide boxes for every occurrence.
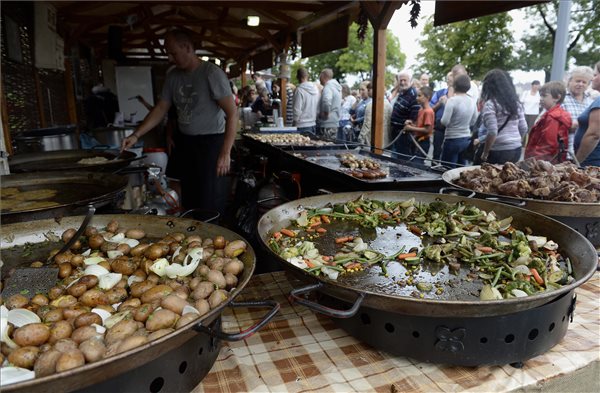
[291,23,405,87]
[515,0,600,81]
[416,13,515,82]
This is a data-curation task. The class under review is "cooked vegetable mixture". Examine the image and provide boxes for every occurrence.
[0,220,246,386]
[268,197,574,301]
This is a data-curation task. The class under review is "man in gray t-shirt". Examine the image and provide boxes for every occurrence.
[122,30,237,213]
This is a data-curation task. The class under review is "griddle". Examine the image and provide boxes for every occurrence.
[8,149,138,173]
[284,148,443,187]
[1,171,128,223]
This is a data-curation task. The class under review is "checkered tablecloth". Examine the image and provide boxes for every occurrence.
[194,271,600,393]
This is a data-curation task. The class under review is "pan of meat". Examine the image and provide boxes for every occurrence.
[257,191,598,318]
[441,159,600,245]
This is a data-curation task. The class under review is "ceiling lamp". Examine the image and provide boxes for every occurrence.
[247,16,260,27]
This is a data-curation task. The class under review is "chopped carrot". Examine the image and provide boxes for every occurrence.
[273,232,282,239]
[305,259,315,268]
[322,256,331,261]
[476,246,494,253]
[392,210,401,217]
[280,228,296,237]
[316,227,327,233]
[530,268,544,285]
[321,215,331,224]
[397,252,418,260]
[380,214,389,220]
[309,220,322,228]
[355,207,364,214]
[409,225,422,236]
[306,228,315,233]
[335,236,353,244]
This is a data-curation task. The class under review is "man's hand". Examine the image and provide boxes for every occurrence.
[439,95,448,105]
[404,120,414,126]
[121,134,138,152]
[216,151,231,176]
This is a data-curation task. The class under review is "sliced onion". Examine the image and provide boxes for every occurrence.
[287,257,308,269]
[7,308,41,327]
[512,264,532,275]
[84,256,106,266]
[91,308,112,323]
[150,258,169,277]
[98,273,122,290]
[127,275,144,287]
[186,247,204,262]
[296,210,309,227]
[165,258,200,278]
[0,367,35,386]
[321,267,340,280]
[66,276,81,289]
[107,250,124,259]
[110,233,125,242]
[511,289,529,298]
[91,323,106,335]
[480,284,503,300]
[543,240,559,251]
[84,264,110,277]
[171,246,182,262]
[81,248,91,256]
[0,314,17,349]
[0,306,7,319]
[182,305,200,315]
[121,238,139,248]
[526,235,547,247]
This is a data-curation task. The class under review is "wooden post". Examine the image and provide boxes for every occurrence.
[64,58,79,135]
[361,1,403,150]
[0,77,13,155]
[372,28,386,149]
[281,77,287,124]
[240,60,247,88]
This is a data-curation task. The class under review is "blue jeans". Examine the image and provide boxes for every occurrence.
[392,132,413,157]
[297,126,316,134]
[441,137,470,167]
[433,128,445,160]
[487,148,521,164]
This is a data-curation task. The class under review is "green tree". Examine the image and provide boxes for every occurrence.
[416,13,515,82]
[515,0,600,81]
[297,23,405,87]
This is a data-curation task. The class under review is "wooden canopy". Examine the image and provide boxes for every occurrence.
[52,1,360,66]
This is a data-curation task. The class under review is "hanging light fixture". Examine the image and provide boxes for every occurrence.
[247,16,260,27]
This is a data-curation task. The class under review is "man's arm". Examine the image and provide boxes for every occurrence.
[575,109,600,163]
[121,99,171,150]
[216,95,238,176]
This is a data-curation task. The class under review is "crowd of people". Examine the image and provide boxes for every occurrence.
[236,61,600,169]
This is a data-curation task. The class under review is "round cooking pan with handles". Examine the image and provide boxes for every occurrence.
[0,215,279,393]
[8,149,139,173]
[257,191,597,318]
[442,165,600,246]
[0,171,128,224]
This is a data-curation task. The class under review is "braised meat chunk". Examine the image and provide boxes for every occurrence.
[453,158,600,203]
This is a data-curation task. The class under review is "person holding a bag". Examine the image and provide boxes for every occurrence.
[478,69,528,164]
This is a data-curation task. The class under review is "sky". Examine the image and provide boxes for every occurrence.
[378,0,545,85]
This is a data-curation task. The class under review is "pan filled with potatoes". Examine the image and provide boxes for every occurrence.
[0,214,278,392]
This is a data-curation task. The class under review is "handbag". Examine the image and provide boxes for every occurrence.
[473,115,511,164]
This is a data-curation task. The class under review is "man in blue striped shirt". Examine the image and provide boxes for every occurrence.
[390,71,420,157]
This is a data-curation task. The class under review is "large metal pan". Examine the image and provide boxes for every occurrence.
[0,214,277,393]
[8,149,138,173]
[0,171,128,224]
[442,166,600,246]
[257,191,597,317]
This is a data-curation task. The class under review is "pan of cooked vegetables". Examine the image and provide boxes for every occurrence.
[0,215,278,391]
[257,191,597,318]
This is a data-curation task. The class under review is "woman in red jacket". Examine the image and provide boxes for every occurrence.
[525,81,572,162]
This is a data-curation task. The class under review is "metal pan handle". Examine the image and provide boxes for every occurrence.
[438,187,475,198]
[193,300,280,341]
[288,282,365,318]
[485,197,527,207]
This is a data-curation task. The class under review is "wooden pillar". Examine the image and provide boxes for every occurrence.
[361,1,403,150]
[64,58,79,134]
[240,60,247,88]
[281,78,287,124]
[0,77,13,155]
[372,28,386,149]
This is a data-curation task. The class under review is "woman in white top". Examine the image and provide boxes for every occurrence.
[520,80,541,131]
[338,84,356,140]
